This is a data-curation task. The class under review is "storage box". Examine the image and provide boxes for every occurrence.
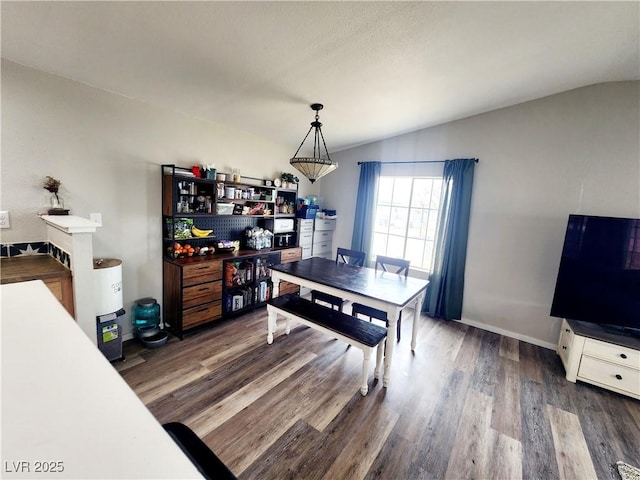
[246,236,272,250]
[216,203,235,215]
[296,205,319,219]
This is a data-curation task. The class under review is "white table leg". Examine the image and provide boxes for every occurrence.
[383,306,400,387]
[411,292,425,352]
[267,306,276,344]
[375,341,385,379]
[360,347,371,396]
[271,274,281,298]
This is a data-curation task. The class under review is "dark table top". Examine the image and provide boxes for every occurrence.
[271,257,429,308]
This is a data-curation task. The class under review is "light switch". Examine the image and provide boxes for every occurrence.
[0,211,10,229]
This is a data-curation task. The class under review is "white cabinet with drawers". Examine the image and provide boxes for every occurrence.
[297,219,314,259]
[312,218,336,259]
[557,318,640,399]
[297,218,336,259]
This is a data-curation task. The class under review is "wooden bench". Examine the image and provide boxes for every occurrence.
[267,294,387,395]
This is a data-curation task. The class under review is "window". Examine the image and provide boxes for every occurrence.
[372,176,443,271]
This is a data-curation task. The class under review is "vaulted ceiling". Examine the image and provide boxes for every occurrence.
[2,1,638,153]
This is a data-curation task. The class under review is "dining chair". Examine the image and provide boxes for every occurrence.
[311,290,344,312]
[352,255,410,341]
[336,247,366,266]
[375,255,410,276]
[311,248,366,312]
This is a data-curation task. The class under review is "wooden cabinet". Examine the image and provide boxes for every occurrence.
[43,275,75,316]
[161,164,304,338]
[163,247,301,338]
[278,247,302,296]
[1,256,74,317]
[557,318,640,399]
[163,257,223,338]
[280,246,302,264]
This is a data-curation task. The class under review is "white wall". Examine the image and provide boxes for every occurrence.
[3,61,637,347]
[322,82,640,347]
[1,60,313,338]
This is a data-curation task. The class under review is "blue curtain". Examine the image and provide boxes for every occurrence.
[351,162,380,262]
[422,158,476,320]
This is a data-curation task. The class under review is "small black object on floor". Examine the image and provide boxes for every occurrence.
[163,422,237,480]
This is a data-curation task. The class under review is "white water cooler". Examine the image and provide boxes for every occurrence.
[93,258,125,361]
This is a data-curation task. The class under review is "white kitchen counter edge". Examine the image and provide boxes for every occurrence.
[0,280,202,479]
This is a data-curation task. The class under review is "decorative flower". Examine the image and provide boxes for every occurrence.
[43,176,61,193]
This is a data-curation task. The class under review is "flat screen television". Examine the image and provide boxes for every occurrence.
[550,214,640,337]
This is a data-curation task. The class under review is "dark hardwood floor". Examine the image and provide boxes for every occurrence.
[117,308,640,479]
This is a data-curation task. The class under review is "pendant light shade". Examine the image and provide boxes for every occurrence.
[290,103,338,183]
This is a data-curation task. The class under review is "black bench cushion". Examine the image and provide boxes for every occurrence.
[269,294,387,347]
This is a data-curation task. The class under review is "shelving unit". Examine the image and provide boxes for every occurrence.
[161,164,302,337]
[222,252,280,315]
[216,182,276,216]
[274,187,298,218]
[162,164,300,257]
[162,165,219,258]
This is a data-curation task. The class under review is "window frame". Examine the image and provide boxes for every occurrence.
[371,174,443,272]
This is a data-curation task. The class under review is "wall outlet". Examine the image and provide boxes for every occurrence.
[90,213,102,226]
[0,211,10,229]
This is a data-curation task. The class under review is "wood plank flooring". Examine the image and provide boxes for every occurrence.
[117,308,640,479]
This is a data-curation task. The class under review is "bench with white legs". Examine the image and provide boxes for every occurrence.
[267,294,387,396]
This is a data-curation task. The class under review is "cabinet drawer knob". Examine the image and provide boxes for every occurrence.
[615,374,623,380]
[620,353,627,359]
[562,346,567,350]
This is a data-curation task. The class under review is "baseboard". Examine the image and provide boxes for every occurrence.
[455,317,557,350]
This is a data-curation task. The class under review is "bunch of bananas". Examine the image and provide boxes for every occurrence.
[191,226,213,238]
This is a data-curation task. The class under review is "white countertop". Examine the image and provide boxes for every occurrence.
[40,214,101,233]
[0,281,202,479]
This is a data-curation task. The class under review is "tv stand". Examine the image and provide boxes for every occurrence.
[601,324,640,339]
[557,319,639,399]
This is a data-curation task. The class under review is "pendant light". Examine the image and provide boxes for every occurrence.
[290,103,338,183]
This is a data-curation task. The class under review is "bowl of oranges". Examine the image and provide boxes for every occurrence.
[172,242,195,258]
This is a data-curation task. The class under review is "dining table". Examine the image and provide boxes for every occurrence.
[270,256,429,387]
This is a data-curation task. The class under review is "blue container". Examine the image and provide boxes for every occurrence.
[296,204,319,219]
[133,297,160,330]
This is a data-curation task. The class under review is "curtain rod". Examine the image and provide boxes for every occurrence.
[357,158,479,165]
